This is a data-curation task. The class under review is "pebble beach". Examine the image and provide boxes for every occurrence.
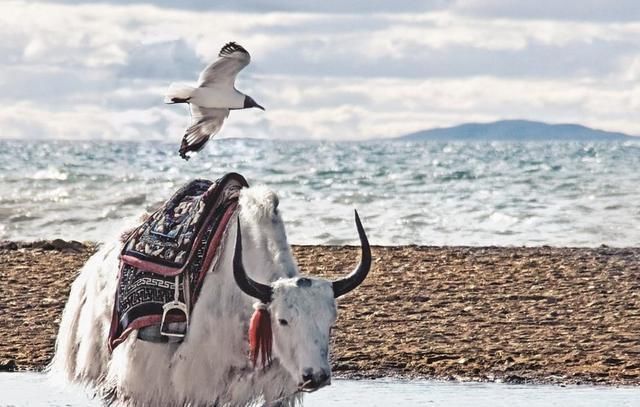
[1,241,639,385]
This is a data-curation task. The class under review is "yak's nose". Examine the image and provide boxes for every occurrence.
[301,368,330,391]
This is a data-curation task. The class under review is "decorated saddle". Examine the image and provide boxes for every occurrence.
[108,172,248,351]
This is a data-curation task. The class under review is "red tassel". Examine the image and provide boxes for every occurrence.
[249,306,272,368]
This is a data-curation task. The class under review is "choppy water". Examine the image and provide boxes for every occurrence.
[1,139,639,246]
[2,373,639,406]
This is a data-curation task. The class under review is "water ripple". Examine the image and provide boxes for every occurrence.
[0,139,639,246]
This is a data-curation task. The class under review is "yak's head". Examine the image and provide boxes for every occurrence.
[233,210,371,392]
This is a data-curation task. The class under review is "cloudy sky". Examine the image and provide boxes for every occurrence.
[2,0,640,141]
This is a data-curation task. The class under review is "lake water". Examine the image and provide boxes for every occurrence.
[1,139,640,246]
[1,373,639,406]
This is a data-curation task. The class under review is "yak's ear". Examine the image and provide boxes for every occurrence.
[233,217,273,303]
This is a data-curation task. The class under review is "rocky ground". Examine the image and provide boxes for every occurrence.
[1,241,639,385]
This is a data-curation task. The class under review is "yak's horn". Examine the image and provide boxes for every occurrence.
[332,210,372,298]
[233,217,273,304]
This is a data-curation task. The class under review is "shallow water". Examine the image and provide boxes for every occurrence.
[2,373,639,406]
[1,139,640,246]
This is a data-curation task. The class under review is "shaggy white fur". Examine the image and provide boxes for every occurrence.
[50,185,344,406]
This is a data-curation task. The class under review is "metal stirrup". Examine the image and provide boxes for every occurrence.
[160,274,189,338]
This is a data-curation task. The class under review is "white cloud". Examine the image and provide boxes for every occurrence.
[453,0,640,22]
[0,0,639,142]
[39,0,640,21]
[42,0,451,14]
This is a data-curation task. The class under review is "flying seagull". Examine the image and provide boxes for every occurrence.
[165,42,265,160]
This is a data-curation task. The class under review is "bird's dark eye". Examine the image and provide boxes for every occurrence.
[278,319,289,326]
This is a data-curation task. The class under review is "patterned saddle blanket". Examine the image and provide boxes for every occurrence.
[108,173,248,351]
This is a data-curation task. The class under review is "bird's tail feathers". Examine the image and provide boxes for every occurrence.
[165,83,196,104]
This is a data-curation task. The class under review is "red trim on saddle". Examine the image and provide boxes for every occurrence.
[108,314,186,351]
[249,306,272,368]
[196,203,237,295]
[119,255,181,276]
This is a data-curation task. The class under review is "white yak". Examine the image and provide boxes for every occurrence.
[50,185,371,406]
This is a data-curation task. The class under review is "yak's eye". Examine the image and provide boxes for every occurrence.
[278,319,289,326]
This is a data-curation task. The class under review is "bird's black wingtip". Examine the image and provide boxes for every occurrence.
[219,41,249,57]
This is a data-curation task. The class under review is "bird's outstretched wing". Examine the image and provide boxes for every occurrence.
[179,105,230,160]
[197,42,251,88]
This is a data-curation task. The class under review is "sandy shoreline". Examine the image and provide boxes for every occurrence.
[1,241,639,385]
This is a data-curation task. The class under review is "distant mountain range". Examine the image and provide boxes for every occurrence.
[399,120,634,141]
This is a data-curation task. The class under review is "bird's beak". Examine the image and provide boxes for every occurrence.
[244,96,265,111]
